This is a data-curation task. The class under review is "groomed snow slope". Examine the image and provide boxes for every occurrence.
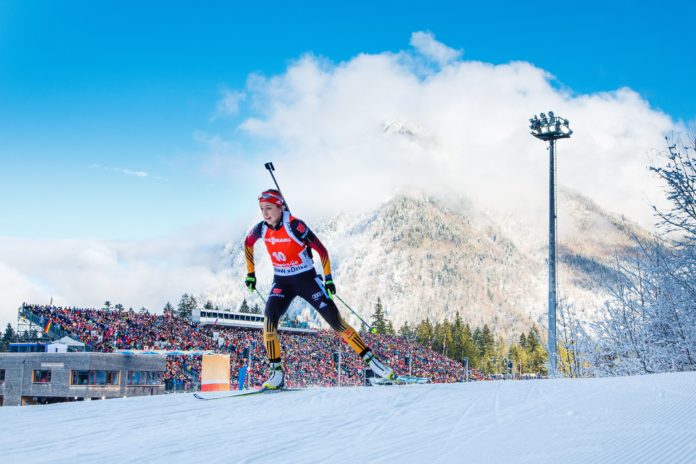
[2,372,695,463]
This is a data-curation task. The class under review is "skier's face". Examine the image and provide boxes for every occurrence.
[260,202,283,225]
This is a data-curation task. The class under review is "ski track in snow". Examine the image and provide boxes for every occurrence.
[1,372,696,463]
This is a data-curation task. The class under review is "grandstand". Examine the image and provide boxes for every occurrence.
[16,303,474,392]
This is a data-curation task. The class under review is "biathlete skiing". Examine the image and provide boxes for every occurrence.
[244,189,395,389]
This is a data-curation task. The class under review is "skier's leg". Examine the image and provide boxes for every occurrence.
[263,281,292,363]
[293,271,394,379]
[261,281,294,389]
[297,274,371,357]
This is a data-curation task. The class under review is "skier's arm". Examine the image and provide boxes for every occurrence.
[243,223,263,274]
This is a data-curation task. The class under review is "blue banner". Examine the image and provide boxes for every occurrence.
[237,365,247,390]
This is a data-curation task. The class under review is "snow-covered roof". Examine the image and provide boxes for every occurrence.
[53,336,85,347]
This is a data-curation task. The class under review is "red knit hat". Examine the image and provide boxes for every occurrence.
[258,189,285,207]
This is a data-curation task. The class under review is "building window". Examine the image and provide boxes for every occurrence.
[72,370,89,385]
[71,370,119,386]
[0,369,5,383]
[128,371,163,386]
[106,371,119,385]
[148,371,163,385]
[32,370,51,383]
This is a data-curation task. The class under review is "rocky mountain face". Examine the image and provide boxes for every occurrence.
[218,192,646,340]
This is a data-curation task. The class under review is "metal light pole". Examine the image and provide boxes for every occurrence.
[529,111,572,377]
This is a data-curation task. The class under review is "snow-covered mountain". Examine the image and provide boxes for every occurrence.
[216,191,647,338]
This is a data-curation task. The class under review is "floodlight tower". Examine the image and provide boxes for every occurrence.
[529,111,572,376]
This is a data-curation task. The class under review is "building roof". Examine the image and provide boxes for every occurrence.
[53,336,85,347]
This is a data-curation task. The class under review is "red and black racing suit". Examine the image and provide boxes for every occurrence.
[244,211,369,363]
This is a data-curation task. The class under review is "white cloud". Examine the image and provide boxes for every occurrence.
[410,31,462,66]
[118,168,148,178]
[90,164,150,178]
[212,33,680,232]
[0,224,241,330]
[216,88,246,117]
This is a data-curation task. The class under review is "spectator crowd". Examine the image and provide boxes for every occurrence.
[21,303,475,390]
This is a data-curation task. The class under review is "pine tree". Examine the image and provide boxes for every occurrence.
[239,299,250,314]
[433,319,454,356]
[473,324,496,373]
[493,336,508,373]
[399,321,415,341]
[460,324,479,369]
[114,303,124,312]
[2,323,15,342]
[519,332,528,350]
[1,323,15,351]
[104,301,111,310]
[526,327,540,352]
[177,293,197,318]
[203,301,214,310]
[525,326,547,375]
[416,319,435,348]
[371,298,388,334]
[251,304,261,315]
[474,325,495,357]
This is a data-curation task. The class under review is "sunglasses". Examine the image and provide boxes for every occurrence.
[258,192,284,203]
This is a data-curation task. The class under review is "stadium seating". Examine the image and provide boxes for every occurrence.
[21,304,477,389]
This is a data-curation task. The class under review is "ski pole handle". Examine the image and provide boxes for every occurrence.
[264,162,290,213]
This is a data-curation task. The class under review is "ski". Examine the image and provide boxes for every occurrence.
[194,387,301,400]
[370,375,429,386]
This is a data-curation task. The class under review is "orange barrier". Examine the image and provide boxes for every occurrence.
[201,354,230,392]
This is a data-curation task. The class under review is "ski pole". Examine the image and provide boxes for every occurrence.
[264,162,290,213]
[254,288,267,307]
[333,294,374,332]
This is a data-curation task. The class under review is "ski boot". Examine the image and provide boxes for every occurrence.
[363,351,395,380]
[262,362,285,390]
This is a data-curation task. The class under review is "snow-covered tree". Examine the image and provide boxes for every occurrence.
[593,136,696,375]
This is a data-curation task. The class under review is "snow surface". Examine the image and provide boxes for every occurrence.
[2,372,695,463]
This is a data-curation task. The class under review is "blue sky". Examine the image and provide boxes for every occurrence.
[1,0,694,240]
